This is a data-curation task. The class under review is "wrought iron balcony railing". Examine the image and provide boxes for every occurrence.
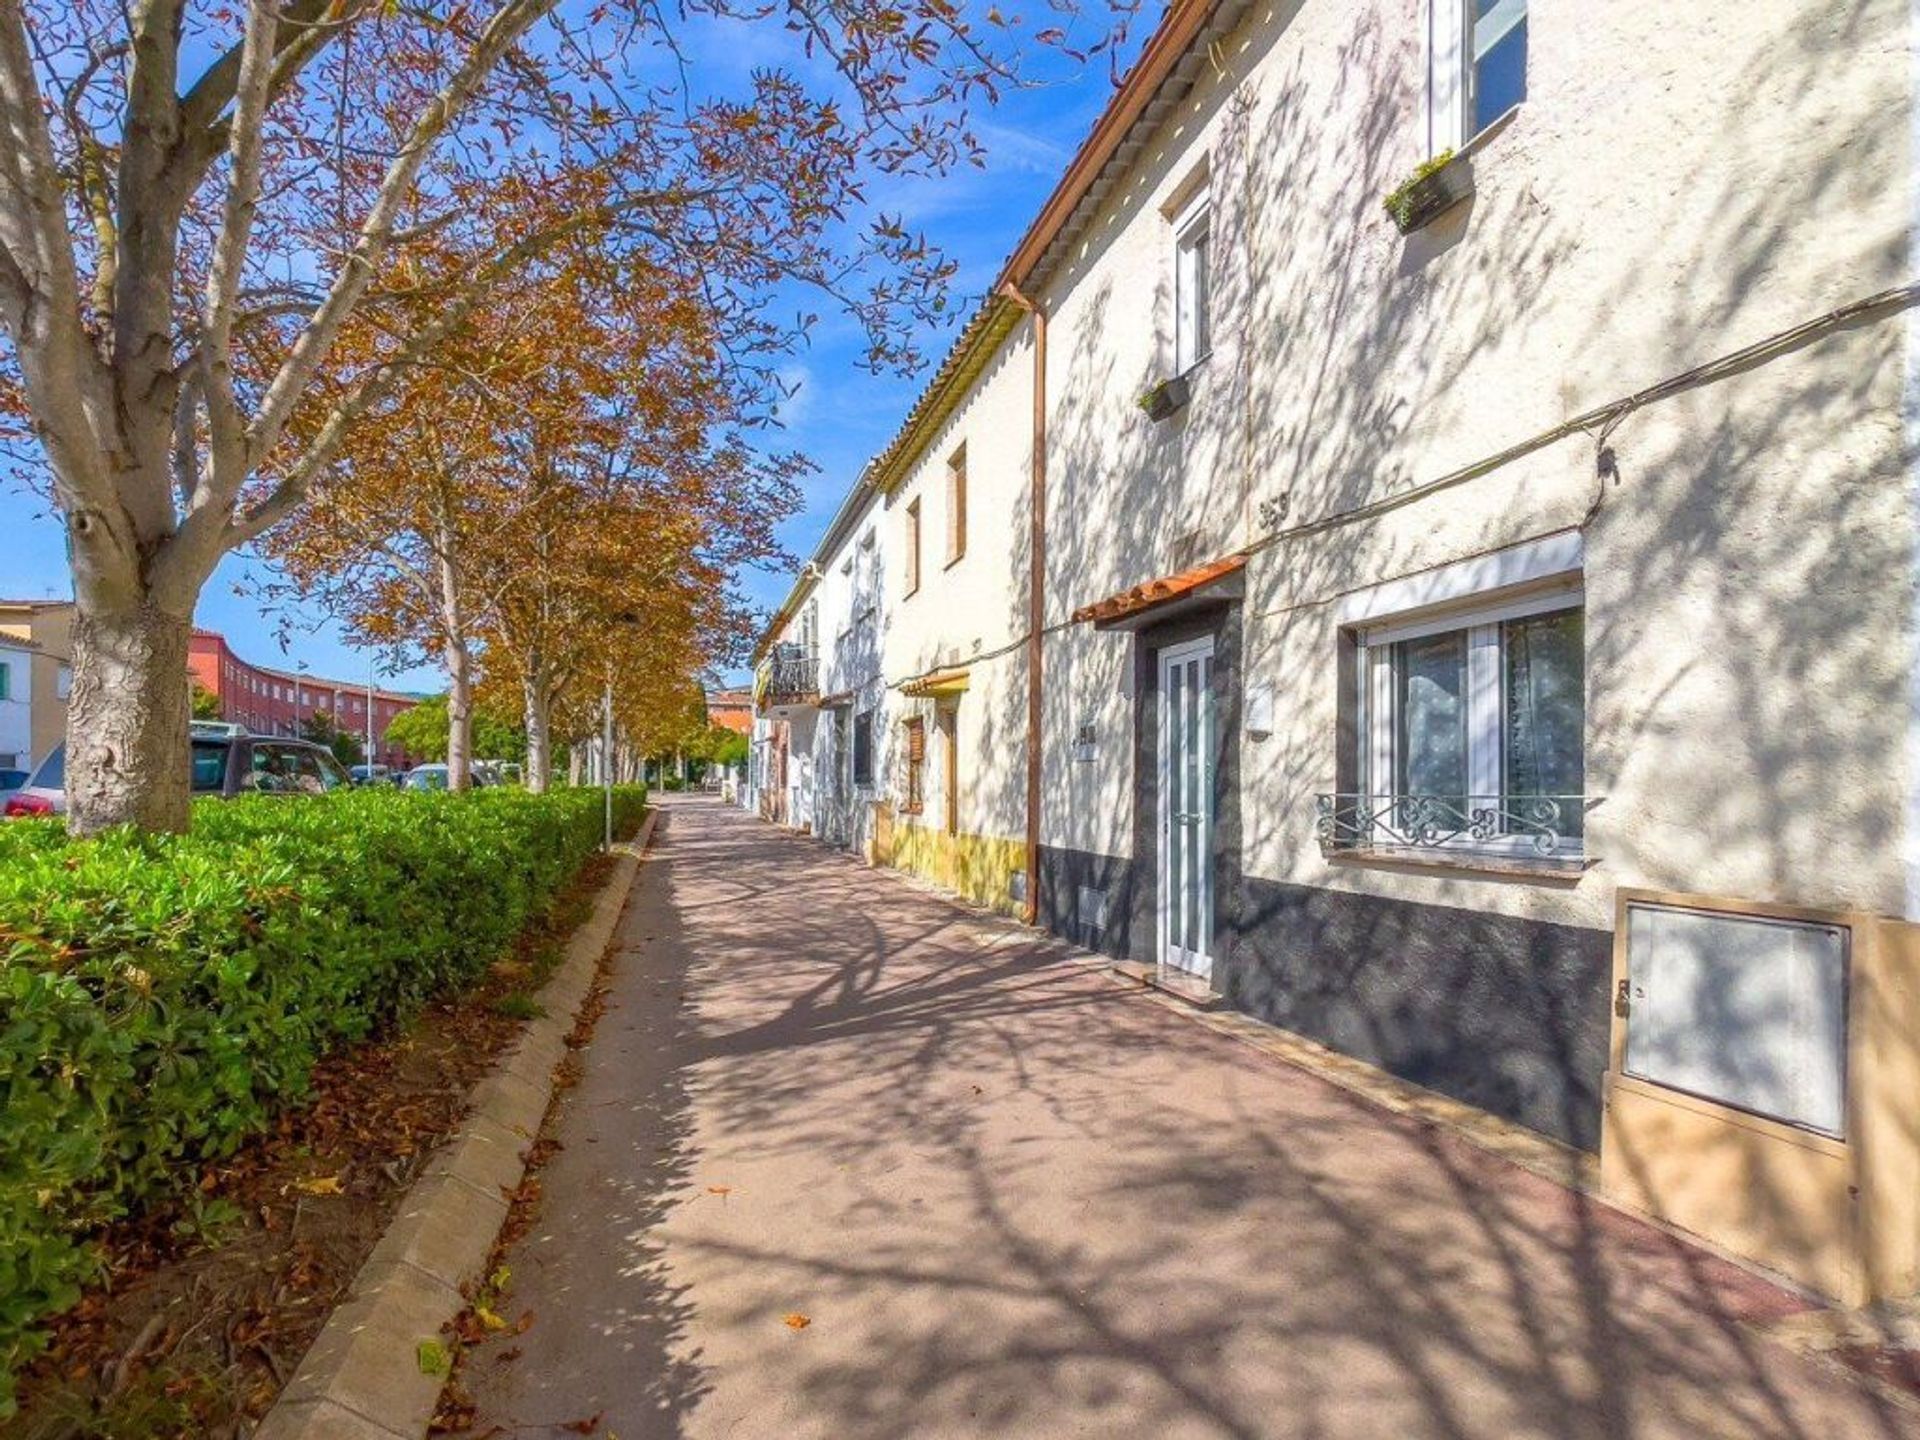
[756,650,820,711]
[1316,793,1589,860]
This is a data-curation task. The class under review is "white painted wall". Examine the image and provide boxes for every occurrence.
[759,0,1914,934]
[761,484,891,848]
[1028,0,1911,927]
[0,640,32,772]
[880,333,1036,845]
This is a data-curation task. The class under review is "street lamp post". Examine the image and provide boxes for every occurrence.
[365,653,376,771]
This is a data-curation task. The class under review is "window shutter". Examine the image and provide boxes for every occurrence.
[905,717,926,812]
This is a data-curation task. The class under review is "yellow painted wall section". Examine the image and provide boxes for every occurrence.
[889,824,1025,917]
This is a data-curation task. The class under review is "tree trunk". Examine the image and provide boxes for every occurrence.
[445,634,473,792]
[65,600,194,834]
[522,649,551,794]
[568,743,583,787]
[435,522,473,792]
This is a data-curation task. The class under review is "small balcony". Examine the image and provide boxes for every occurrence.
[1316,793,1591,868]
[756,648,820,714]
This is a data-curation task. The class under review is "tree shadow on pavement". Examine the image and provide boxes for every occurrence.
[502,801,1916,1440]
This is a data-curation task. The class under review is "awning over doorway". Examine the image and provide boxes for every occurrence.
[900,667,971,698]
[1070,552,1248,631]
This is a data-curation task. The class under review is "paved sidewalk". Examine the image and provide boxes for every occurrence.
[458,796,1917,1439]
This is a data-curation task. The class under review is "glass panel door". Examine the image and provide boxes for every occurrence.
[1159,640,1215,982]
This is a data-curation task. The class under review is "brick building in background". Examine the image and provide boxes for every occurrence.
[188,630,423,769]
[707,687,752,736]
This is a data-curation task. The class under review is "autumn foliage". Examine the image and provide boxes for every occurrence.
[0,0,1136,831]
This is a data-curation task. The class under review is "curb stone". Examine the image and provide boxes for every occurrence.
[251,812,658,1440]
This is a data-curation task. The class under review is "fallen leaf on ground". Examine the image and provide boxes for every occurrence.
[783,1313,811,1330]
[292,1172,344,1196]
[416,1339,451,1377]
[561,1413,604,1434]
[473,1303,508,1332]
[706,1184,731,1197]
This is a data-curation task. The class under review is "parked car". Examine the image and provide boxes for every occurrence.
[405,762,503,791]
[349,763,393,787]
[0,767,28,796]
[3,744,65,817]
[402,763,451,792]
[3,723,351,817]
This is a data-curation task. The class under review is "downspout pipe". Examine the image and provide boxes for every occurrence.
[1000,281,1048,927]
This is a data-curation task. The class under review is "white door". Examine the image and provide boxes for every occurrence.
[1159,638,1216,981]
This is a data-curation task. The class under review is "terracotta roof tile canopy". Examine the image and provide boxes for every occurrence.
[1070,552,1249,628]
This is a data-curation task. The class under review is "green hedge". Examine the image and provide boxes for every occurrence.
[0,784,646,1411]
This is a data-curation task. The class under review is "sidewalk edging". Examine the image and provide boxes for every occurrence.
[253,810,659,1440]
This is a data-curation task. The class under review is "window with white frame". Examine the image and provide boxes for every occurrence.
[1346,591,1584,856]
[859,530,880,617]
[1172,186,1211,373]
[1429,0,1526,153]
[904,498,922,597]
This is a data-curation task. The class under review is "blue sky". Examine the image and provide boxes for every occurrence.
[0,12,1142,694]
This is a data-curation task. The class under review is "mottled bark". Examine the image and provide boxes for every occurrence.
[522,653,552,793]
[64,601,194,833]
[436,515,473,791]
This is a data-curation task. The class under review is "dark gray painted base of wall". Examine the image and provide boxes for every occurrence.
[1037,846,1611,1152]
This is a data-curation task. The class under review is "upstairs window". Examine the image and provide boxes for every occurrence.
[945,445,967,566]
[1470,0,1527,135]
[1173,187,1211,373]
[859,531,880,619]
[905,499,922,597]
[1429,0,1526,151]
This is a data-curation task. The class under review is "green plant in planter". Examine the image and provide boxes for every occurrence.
[1382,148,1457,231]
[1136,373,1192,422]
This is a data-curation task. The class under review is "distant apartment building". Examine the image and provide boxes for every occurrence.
[187,631,422,768]
[707,688,753,736]
[749,475,888,849]
[0,600,422,769]
[752,0,1920,1307]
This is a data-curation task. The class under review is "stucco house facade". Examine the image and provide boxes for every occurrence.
[751,0,1920,1305]
[750,476,890,853]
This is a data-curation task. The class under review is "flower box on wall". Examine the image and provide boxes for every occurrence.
[1383,150,1474,235]
[1137,373,1191,423]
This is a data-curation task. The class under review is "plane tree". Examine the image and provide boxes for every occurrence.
[0,0,1126,831]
